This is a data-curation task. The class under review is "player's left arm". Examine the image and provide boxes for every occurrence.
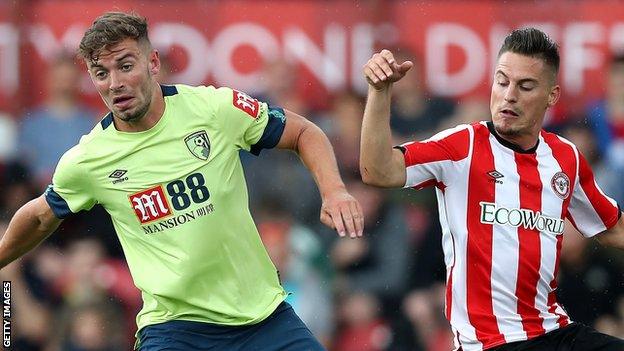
[595,214,624,250]
[276,109,363,238]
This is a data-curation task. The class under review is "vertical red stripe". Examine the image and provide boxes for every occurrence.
[466,125,504,347]
[577,152,619,227]
[514,152,546,338]
[542,132,577,327]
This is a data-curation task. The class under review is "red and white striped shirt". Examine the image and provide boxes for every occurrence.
[400,121,620,351]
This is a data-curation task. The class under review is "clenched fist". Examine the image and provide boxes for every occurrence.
[363,49,413,91]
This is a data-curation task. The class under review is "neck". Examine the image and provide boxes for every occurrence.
[487,122,539,153]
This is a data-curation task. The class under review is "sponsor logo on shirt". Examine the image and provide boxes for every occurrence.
[551,172,570,199]
[129,173,216,233]
[232,90,259,118]
[109,169,129,184]
[480,201,565,235]
[129,185,172,224]
[184,131,211,160]
[487,170,504,184]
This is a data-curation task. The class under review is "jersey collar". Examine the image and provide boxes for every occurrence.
[486,121,539,154]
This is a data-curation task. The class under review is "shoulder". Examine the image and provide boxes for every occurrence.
[429,123,473,141]
[540,129,577,153]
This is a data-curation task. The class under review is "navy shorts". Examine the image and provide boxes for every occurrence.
[136,302,326,351]
[490,323,624,351]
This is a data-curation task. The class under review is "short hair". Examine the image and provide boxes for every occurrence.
[498,28,560,75]
[78,12,151,63]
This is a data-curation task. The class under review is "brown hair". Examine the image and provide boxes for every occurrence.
[78,12,151,63]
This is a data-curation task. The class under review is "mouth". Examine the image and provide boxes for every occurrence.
[112,95,134,109]
[499,108,519,118]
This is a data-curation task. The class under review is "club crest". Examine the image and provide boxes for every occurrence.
[551,172,570,199]
[185,130,211,160]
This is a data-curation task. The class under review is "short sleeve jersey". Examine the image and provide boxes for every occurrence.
[398,121,620,351]
[45,84,288,332]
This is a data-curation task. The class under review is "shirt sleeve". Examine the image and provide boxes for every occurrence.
[566,151,620,238]
[44,146,97,219]
[398,125,471,189]
[213,87,285,155]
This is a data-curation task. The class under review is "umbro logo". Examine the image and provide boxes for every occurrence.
[109,169,129,184]
[487,170,504,184]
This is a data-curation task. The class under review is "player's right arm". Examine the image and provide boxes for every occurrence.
[360,49,413,188]
[0,195,61,268]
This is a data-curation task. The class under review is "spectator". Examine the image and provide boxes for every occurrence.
[330,177,410,301]
[388,46,456,143]
[0,111,17,162]
[334,292,392,351]
[19,52,95,186]
[257,200,334,347]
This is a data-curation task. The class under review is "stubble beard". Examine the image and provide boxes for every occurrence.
[493,119,522,137]
[115,95,151,123]
[113,74,153,123]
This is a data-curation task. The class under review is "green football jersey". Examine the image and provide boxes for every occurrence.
[45,84,288,332]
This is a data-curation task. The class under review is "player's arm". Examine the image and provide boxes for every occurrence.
[360,49,413,188]
[0,195,62,268]
[276,110,363,238]
[595,214,624,250]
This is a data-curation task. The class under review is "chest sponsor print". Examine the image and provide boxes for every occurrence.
[480,202,565,235]
[129,185,172,224]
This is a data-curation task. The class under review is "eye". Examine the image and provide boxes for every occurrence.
[496,80,508,87]
[519,84,534,91]
[95,71,108,80]
[121,63,133,72]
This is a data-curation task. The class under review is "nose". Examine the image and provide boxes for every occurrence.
[109,71,124,92]
[504,85,518,103]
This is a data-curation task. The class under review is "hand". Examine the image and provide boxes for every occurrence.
[363,49,413,91]
[320,188,364,238]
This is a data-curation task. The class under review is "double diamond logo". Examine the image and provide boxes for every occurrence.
[109,169,127,179]
[109,169,129,184]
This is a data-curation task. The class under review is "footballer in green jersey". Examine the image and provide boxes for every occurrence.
[0,11,363,351]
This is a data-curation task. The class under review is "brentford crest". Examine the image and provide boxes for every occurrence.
[551,172,570,199]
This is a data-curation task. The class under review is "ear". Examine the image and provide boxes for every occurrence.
[547,84,560,108]
[148,49,161,76]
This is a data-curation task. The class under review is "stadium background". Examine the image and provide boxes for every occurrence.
[0,0,622,350]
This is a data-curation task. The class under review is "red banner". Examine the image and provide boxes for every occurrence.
[1,0,623,114]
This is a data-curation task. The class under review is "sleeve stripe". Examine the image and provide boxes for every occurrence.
[401,125,470,167]
[44,185,73,219]
[249,106,286,156]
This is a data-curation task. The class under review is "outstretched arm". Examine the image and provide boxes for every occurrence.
[360,49,413,188]
[0,195,62,268]
[277,110,363,238]
[595,214,624,250]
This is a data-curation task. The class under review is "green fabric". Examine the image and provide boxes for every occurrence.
[51,84,287,334]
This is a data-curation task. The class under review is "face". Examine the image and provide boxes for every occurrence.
[87,38,160,123]
[490,52,560,145]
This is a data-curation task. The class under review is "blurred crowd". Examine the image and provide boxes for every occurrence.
[0,47,623,351]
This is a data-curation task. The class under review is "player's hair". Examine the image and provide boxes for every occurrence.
[78,12,151,63]
[498,28,560,75]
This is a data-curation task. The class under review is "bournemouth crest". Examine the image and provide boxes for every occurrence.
[551,172,570,199]
[185,130,211,160]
